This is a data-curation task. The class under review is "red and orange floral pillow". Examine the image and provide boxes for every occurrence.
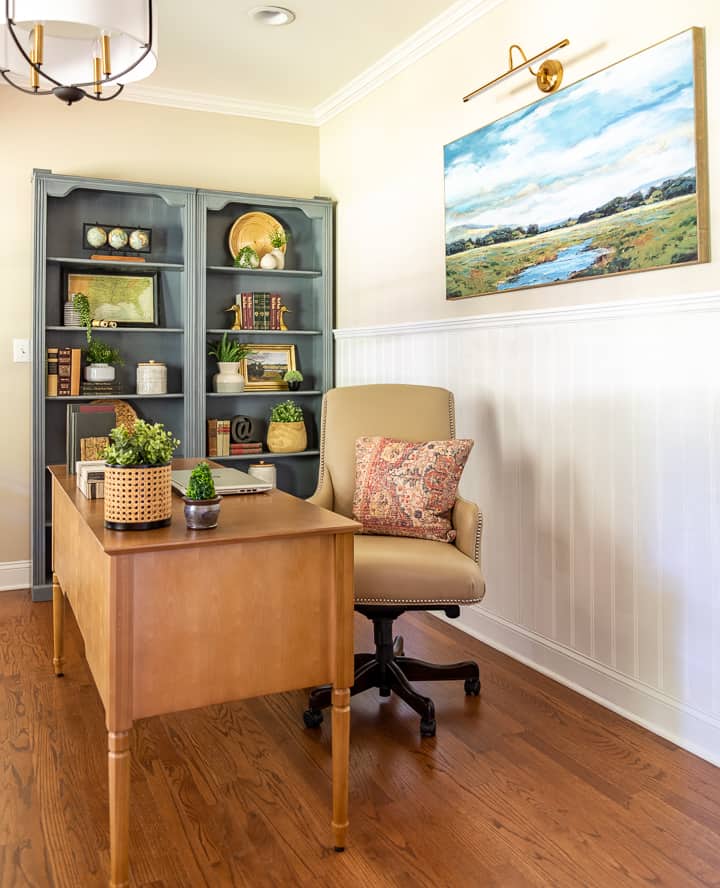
[352,436,473,543]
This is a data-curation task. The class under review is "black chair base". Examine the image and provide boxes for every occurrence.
[304,606,480,738]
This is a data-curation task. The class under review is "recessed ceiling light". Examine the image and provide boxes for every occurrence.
[249,6,296,26]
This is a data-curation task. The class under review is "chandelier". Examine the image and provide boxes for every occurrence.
[0,1,157,105]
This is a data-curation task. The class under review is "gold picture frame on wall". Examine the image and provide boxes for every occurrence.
[241,343,297,391]
[444,27,709,300]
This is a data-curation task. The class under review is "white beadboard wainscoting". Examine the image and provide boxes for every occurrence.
[335,292,720,766]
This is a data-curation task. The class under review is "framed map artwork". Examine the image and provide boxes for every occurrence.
[65,270,158,326]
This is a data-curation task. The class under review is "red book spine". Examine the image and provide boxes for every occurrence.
[270,294,280,330]
[243,293,253,330]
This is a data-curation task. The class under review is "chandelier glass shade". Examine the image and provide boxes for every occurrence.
[0,0,157,104]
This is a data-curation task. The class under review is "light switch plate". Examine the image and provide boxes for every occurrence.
[13,339,31,363]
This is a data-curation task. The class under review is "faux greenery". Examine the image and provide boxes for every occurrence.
[208,332,251,363]
[269,227,287,249]
[282,369,303,383]
[185,462,217,501]
[233,245,260,268]
[102,420,180,467]
[270,400,303,423]
[72,292,92,343]
[86,338,123,366]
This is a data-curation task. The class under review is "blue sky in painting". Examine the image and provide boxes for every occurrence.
[444,30,697,238]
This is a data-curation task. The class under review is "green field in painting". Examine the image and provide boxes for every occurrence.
[446,195,699,298]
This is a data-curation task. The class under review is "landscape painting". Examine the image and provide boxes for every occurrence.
[444,28,708,299]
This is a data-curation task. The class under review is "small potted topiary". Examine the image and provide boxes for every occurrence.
[233,245,260,269]
[283,369,303,391]
[266,399,307,453]
[102,420,180,530]
[183,462,221,530]
[85,338,123,383]
[208,332,251,392]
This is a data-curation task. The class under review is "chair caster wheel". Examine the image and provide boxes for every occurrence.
[420,718,436,738]
[464,678,481,696]
[379,686,391,697]
[303,708,323,728]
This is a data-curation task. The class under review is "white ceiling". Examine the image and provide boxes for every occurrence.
[121,0,499,123]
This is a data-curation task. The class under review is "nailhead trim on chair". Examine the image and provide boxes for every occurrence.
[448,391,456,438]
[474,510,483,565]
[355,596,485,605]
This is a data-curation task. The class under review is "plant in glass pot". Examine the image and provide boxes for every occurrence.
[266,400,307,453]
[84,338,123,383]
[102,420,180,531]
[182,462,222,530]
[208,333,251,393]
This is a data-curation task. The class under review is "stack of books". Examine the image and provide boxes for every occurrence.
[239,293,283,330]
[230,441,263,456]
[76,460,106,499]
[81,380,122,397]
[207,418,231,456]
[47,347,81,396]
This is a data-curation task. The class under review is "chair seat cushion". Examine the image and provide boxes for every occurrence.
[354,534,485,606]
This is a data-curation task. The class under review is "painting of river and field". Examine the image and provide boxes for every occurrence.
[444,28,708,299]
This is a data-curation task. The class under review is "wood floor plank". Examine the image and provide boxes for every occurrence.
[0,589,718,888]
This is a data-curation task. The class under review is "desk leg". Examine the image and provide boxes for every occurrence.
[331,687,350,851]
[52,572,65,677]
[108,730,131,888]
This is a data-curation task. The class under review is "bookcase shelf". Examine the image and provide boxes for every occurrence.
[32,171,334,601]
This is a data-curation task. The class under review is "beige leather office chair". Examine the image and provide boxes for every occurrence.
[304,384,485,737]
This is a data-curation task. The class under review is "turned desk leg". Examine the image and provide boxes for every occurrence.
[52,572,65,677]
[331,687,350,852]
[108,730,131,888]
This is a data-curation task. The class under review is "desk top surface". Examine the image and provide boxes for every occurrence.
[48,460,360,556]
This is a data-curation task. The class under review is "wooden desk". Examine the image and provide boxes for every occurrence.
[48,463,360,888]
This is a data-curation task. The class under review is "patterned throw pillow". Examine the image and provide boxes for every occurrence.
[353,436,473,543]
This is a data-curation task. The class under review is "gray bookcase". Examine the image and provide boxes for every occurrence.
[31,170,334,601]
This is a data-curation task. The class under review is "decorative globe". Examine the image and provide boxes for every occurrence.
[108,227,129,250]
[129,229,149,251]
[86,226,107,248]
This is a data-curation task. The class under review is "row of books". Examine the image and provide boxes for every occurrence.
[47,347,81,396]
[207,418,264,457]
[239,293,284,330]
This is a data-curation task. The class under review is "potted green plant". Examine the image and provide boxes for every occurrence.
[84,338,124,383]
[233,245,260,269]
[266,400,307,453]
[182,461,221,530]
[72,292,92,340]
[268,226,287,269]
[102,420,180,531]
[282,369,303,392]
[208,333,251,392]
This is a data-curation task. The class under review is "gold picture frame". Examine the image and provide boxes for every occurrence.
[241,343,296,391]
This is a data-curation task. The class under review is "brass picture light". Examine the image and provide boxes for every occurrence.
[463,38,570,102]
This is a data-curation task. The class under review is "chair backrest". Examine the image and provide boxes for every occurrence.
[318,384,455,518]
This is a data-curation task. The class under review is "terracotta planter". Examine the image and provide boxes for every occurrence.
[266,421,307,453]
[104,463,173,531]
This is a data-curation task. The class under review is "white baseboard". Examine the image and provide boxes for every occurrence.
[437,607,720,769]
[0,560,31,592]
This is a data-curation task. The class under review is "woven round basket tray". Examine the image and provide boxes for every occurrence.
[104,463,172,531]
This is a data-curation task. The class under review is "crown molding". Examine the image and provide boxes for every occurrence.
[313,0,508,125]
[333,290,720,339]
[119,84,318,126]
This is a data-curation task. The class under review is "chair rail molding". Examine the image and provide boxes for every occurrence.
[335,289,720,766]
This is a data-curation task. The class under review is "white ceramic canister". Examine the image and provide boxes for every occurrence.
[136,360,167,395]
[247,461,277,488]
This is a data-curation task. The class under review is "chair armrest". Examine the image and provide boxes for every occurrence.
[452,495,483,566]
[307,470,335,511]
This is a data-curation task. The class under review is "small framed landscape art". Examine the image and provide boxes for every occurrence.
[241,343,297,391]
[65,270,158,326]
[444,28,708,299]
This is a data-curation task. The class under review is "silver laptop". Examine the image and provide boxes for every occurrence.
[171,467,272,496]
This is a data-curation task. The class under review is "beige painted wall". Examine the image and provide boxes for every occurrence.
[319,0,720,328]
[0,88,319,563]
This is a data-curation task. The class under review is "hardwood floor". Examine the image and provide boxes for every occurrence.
[1,589,718,887]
